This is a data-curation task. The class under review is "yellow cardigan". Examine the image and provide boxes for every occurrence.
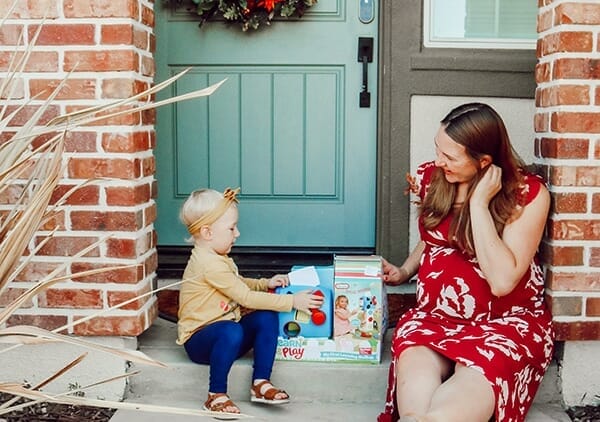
[177,245,294,345]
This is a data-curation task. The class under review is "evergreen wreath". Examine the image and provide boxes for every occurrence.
[167,0,318,31]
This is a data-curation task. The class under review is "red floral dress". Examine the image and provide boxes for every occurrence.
[378,162,554,422]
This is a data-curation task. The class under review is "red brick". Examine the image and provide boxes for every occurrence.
[551,295,583,316]
[592,248,600,267]
[587,297,600,316]
[142,156,155,177]
[40,210,66,232]
[552,192,588,213]
[553,321,600,341]
[0,183,24,204]
[593,193,600,213]
[535,62,551,84]
[0,51,58,72]
[537,9,553,33]
[71,262,143,284]
[542,32,593,55]
[101,79,136,99]
[102,132,150,152]
[0,1,59,19]
[144,251,158,276]
[63,0,139,19]
[548,219,599,241]
[141,55,155,77]
[133,27,149,50]
[70,210,143,231]
[553,58,600,80]
[541,244,584,266]
[40,288,103,309]
[555,3,600,25]
[549,165,600,186]
[141,4,154,27]
[142,107,156,125]
[6,315,67,333]
[29,24,95,45]
[534,112,549,133]
[547,271,600,291]
[5,105,60,126]
[64,132,97,152]
[547,85,590,106]
[552,111,600,133]
[106,184,151,206]
[101,24,133,45]
[64,50,138,72]
[0,24,24,46]
[16,261,66,283]
[596,86,600,106]
[539,137,589,159]
[107,285,151,310]
[144,203,157,227]
[0,288,32,307]
[66,104,141,126]
[50,184,100,206]
[29,78,97,100]
[106,238,138,259]
[73,314,148,336]
[36,236,100,257]
[0,77,24,99]
[68,158,141,179]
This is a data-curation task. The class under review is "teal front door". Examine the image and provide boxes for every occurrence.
[155,1,378,248]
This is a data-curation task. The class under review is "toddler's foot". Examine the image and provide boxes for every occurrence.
[250,379,290,405]
[203,392,240,420]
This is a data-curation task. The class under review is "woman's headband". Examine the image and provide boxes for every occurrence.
[187,187,240,235]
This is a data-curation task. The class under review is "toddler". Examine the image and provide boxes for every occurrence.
[334,294,357,337]
[177,187,323,419]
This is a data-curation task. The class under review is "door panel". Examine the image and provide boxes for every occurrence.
[155,0,378,247]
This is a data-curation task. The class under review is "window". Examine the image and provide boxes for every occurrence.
[424,0,537,49]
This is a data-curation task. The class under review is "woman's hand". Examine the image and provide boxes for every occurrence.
[292,290,325,314]
[267,274,289,289]
[471,164,502,208]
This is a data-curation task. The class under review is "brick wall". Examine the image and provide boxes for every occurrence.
[0,0,158,336]
[536,1,600,341]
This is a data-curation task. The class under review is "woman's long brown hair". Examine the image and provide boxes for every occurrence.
[420,103,526,256]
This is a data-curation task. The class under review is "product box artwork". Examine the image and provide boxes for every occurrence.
[275,255,388,364]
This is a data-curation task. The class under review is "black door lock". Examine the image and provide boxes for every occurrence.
[357,37,373,108]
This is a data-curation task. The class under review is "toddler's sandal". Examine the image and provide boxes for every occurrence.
[250,380,290,405]
[203,393,241,420]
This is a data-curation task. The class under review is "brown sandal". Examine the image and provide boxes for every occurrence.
[203,393,240,420]
[250,380,290,405]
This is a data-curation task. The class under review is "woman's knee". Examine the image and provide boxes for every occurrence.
[396,346,453,379]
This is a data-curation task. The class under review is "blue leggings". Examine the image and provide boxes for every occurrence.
[183,310,279,393]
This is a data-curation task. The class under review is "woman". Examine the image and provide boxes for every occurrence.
[378,103,554,422]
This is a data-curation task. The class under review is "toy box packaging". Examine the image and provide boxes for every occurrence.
[275,255,388,364]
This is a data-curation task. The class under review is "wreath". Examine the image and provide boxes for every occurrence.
[167,0,318,31]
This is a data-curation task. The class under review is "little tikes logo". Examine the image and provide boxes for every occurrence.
[278,338,305,360]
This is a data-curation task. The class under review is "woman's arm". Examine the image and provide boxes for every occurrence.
[470,166,550,296]
[382,241,425,285]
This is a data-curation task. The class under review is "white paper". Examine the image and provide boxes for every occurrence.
[288,266,320,287]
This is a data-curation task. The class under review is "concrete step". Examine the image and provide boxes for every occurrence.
[116,318,571,421]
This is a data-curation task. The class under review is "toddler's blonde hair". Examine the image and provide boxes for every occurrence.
[179,189,223,242]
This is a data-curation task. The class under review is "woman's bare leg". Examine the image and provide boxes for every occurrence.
[395,346,453,418]
[423,363,495,422]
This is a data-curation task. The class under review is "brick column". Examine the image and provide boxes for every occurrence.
[536,1,600,341]
[0,0,158,336]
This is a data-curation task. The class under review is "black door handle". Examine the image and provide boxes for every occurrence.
[357,37,373,108]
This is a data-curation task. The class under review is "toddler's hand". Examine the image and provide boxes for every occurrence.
[382,258,405,285]
[292,290,324,314]
[267,274,289,289]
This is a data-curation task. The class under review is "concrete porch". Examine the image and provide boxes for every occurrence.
[110,317,572,421]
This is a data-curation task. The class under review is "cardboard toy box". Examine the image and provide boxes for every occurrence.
[275,255,388,364]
